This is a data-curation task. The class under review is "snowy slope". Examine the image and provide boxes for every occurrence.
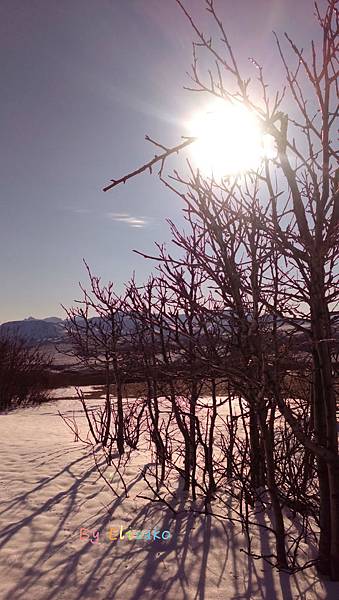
[0,389,337,600]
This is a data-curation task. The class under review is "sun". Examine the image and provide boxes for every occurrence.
[188,100,274,179]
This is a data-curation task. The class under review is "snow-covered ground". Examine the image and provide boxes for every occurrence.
[0,387,338,599]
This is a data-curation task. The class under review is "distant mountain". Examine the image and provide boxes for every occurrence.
[43,317,63,323]
[0,318,65,343]
[23,316,63,323]
[0,311,337,345]
[0,314,136,344]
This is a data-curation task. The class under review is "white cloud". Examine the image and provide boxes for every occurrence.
[108,212,147,228]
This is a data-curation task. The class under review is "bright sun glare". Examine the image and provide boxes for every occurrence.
[188,100,275,179]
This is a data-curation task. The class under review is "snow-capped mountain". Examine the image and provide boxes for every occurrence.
[0,317,65,342]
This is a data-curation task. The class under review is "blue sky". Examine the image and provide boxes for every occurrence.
[0,0,315,322]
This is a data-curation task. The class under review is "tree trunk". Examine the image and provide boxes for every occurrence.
[189,380,197,501]
[249,402,265,488]
[313,357,332,575]
[116,380,125,456]
[311,266,338,579]
[259,412,288,569]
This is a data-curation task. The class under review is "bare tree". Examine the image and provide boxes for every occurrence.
[82,0,338,579]
[64,264,130,455]
[0,335,51,411]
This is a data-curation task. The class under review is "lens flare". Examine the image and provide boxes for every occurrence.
[188,100,275,178]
